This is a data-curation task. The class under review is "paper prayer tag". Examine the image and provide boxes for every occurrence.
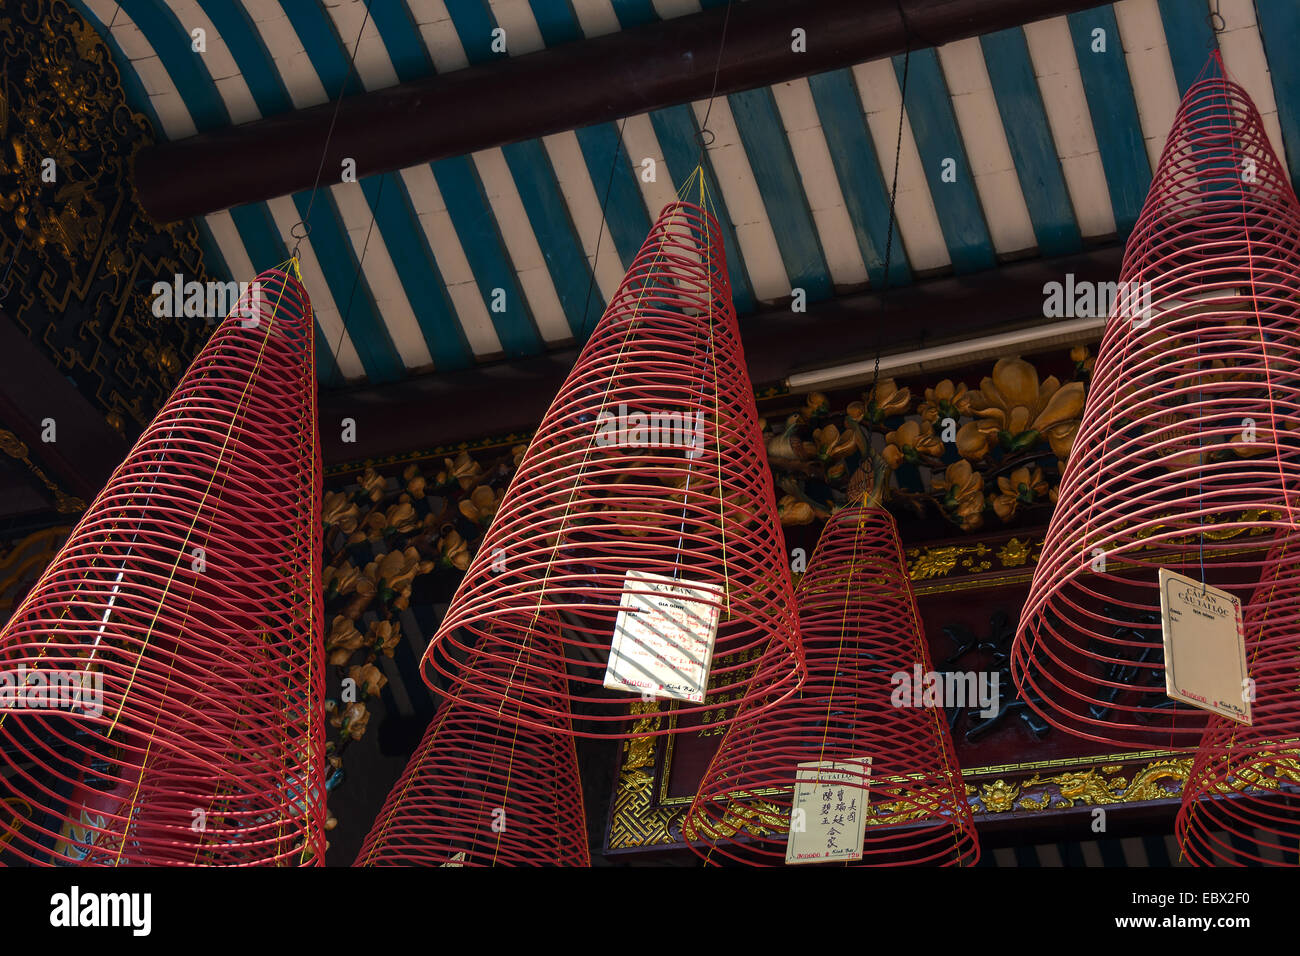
[604,569,723,703]
[785,758,871,865]
[1158,568,1251,725]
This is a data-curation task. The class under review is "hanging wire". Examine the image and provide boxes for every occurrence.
[577,116,631,339]
[292,1,374,258]
[279,0,383,381]
[694,0,735,164]
[866,13,913,415]
[1207,0,1226,47]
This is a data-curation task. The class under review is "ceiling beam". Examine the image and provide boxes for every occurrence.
[0,311,130,509]
[135,0,1114,223]
[319,244,1123,468]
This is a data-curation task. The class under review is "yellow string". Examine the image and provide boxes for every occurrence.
[110,263,300,864]
[472,167,722,864]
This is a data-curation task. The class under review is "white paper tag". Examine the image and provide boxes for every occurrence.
[603,569,722,703]
[1158,568,1251,725]
[785,758,871,865]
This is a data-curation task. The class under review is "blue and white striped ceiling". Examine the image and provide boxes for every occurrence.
[75,0,1300,388]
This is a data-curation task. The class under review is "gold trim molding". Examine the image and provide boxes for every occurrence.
[0,428,84,513]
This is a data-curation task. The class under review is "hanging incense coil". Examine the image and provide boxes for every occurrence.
[421,199,803,739]
[0,266,326,866]
[1011,58,1300,748]
[1177,551,1300,865]
[682,506,978,866]
[355,626,588,867]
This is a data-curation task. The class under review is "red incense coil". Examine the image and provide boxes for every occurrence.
[0,266,326,866]
[1011,57,1300,748]
[1177,552,1300,865]
[421,200,803,739]
[682,506,979,866]
[355,626,589,867]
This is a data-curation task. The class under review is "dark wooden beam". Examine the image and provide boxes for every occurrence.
[0,311,130,505]
[135,0,1114,223]
[319,244,1124,467]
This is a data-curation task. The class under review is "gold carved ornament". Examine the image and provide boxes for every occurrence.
[1,0,211,433]
[0,428,83,513]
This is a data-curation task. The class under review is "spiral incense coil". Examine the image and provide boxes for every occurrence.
[1011,57,1300,748]
[0,266,326,866]
[421,199,803,739]
[356,626,588,867]
[682,506,978,866]
[1177,551,1300,866]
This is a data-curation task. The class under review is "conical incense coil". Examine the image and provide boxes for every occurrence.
[0,266,325,866]
[1011,60,1300,748]
[422,200,803,739]
[682,506,978,866]
[356,625,588,867]
[1177,550,1300,866]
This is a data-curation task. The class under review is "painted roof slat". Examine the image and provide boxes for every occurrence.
[807,69,915,287]
[65,0,1295,386]
[980,27,1083,256]
[726,87,833,302]
[893,49,997,272]
[1066,7,1152,235]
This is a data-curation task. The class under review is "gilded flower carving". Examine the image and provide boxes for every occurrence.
[933,460,985,531]
[970,357,1084,458]
[882,420,942,468]
[991,466,1049,521]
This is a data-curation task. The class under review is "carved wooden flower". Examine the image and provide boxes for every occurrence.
[1070,344,1095,377]
[331,701,370,741]
[970,357,1085,455]
[438,529,471,570]
[776,494,815,526]
[882,420,942,468]
[933,459,986,530]
[811,423,860,462]
[849,378,911,425]
[385,499,420,535]
[347,663,388,698]
[402,463,427,500]
[801,391,831,420]
[326,615,366,666]
[367,619,401,658]
[322,491,360,533]
[356,509,389,543]
[445,451,485,490]
[340,576,377,621]
[918,379,972,424]
[955,419,999,462]
[992,466,1049,521]
[322,561,361,599]
[358,466,387,503]
[458,484,503,525]
[367,546,433,596]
